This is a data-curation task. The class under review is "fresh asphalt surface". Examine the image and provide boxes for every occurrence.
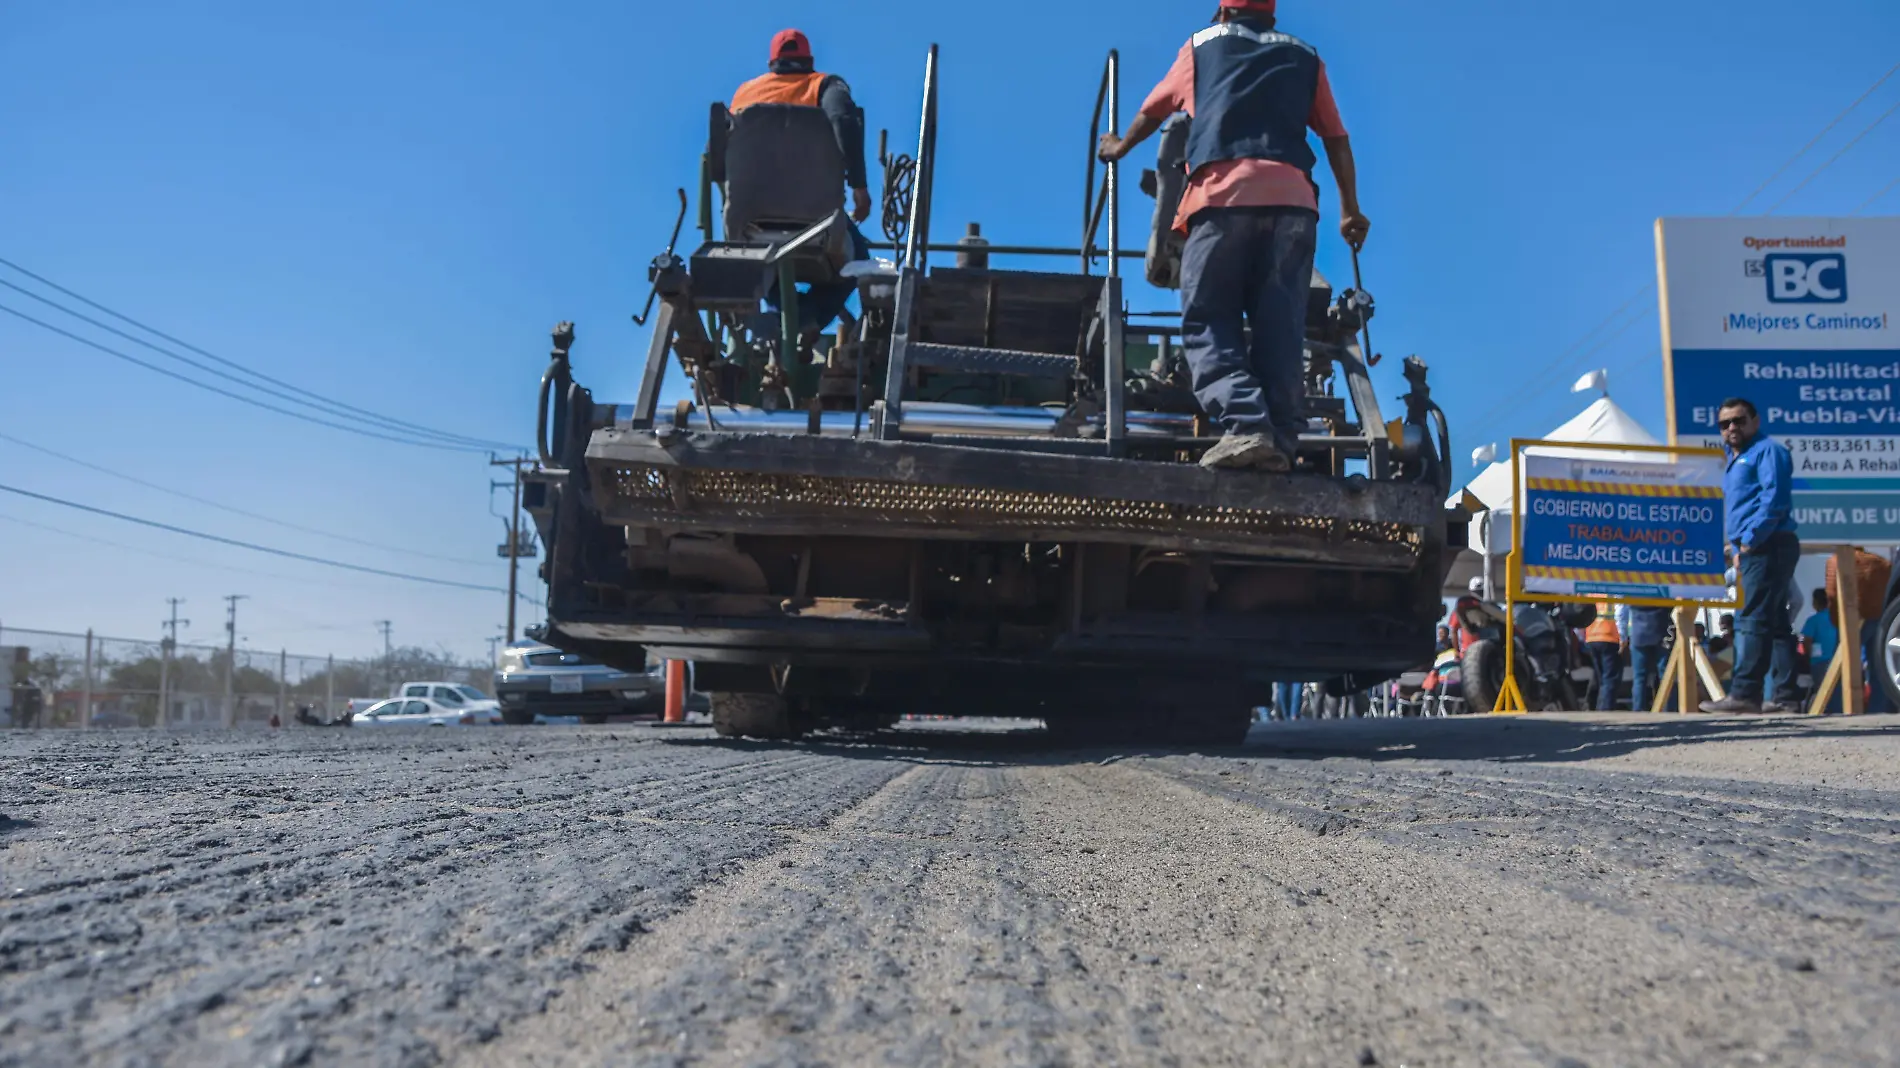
[4,714,1899,1067]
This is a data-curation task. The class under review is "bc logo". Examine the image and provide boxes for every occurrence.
[1765,253,1847,304]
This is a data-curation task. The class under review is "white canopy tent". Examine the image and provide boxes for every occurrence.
[1444,396,1663,596]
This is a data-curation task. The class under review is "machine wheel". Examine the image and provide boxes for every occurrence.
[500,708,536,726]
[1044,708,1159,747]
[1165,705,1253,747]
[711,693,803,740]
[1877,595,1900,712]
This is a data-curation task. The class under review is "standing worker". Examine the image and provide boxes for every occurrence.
[1098,0,1369,471]
[730,29,874,339]
[1582,604,1623,711]
[1701,398,1802,714]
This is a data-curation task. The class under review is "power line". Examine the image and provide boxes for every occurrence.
[0,429,494,568]
[0,511,438,594]
[1462,284,1654,432]
[1763,96,1900,215]
[1855,174,1900,214]
[1467,64,1900,450]
[1730,62,1900,213]
[0,257,520,452]
[0,301,490,453]
[0,481,507,593]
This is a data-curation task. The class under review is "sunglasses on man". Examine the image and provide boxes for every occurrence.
[1717,415,1752,429]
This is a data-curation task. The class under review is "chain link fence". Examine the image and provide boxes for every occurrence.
[1,626,490,729]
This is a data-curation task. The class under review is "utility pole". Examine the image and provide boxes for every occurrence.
[375,620,393,696]
[222,595,246,728]
[490,455,536,644]
[160,599,188,729]
[80,629,94,731]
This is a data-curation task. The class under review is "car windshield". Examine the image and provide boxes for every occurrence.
[455,685,489,701]
[366,700,402,715]
[434,688,466,705]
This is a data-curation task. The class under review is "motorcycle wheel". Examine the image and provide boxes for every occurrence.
[1461,640,1505,713]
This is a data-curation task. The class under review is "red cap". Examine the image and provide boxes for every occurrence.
[1215,0,1276,13]
[770,29,813,62]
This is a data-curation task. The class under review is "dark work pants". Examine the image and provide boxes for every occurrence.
[1732,531,1801,703]
[766,222,871,337]
[1179,207,1317,455]
[1586,642,1621,711]
[1630,643,1665,712]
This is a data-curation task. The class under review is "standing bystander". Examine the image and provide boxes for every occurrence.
[1272,681,1304,721]
[1800,587,1839,714]
[1701,398,1802,714]
[1621,604,1673,712]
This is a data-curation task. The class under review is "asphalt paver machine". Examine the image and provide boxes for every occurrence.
[525,48,1465,744]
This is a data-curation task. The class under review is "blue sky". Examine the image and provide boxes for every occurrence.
[2,0,1896,661]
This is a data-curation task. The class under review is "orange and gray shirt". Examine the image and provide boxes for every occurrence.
[729,64,867,191]
[731,70,830,112]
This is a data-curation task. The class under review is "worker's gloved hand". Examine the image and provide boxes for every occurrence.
[851,187,872,224]
[1097,134,1126,162]
[1341,212,1371,251]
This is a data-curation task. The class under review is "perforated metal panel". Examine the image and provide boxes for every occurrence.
[600,464,1421,556]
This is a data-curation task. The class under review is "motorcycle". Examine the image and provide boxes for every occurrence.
[1456,596,1595,713]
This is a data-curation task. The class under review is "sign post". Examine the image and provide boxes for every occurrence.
[1508,439,1738,715]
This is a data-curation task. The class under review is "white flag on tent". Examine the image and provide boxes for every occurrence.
[1471,443,1498,466]
[1572,368,1608,395]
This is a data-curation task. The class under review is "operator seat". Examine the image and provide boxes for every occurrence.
[712,103,852,273]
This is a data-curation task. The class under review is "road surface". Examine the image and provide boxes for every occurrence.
[3,713,1898,1067]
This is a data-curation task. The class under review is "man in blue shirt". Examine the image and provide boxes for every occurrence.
[1702,397,1802,714]
[1799,587,1841,715]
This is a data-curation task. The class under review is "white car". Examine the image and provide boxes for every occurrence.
[352,697,482,728]
[395,682,504,726]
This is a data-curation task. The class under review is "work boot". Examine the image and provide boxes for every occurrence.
[1699,695,1763,715]
[1200,433,1286,472]
[1761,699,1800,715]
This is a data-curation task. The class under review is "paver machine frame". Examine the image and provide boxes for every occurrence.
[524,47,1466,744]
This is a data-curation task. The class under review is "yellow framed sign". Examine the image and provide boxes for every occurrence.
[1508,438,1739,610]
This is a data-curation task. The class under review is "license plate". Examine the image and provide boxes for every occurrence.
[550,675,584,694]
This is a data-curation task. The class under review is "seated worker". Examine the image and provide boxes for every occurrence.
[731,29,873,343]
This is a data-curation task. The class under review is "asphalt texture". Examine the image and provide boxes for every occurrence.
[4,713,1899,1067]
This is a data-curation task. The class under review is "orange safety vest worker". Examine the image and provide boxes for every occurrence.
[732,69,828,112]
[1584,607,1621,646]
[732,29,829,113]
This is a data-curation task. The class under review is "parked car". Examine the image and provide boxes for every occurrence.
[394,682,504,725]
[494,641,662,725]
[351,697,483,728]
